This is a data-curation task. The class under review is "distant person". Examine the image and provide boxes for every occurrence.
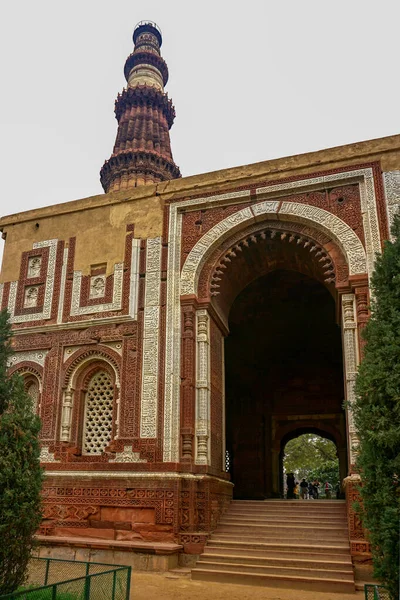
[294,481,299,499]
[325,481,333,499]
[313,480,320,499]
[286,473,295,499]
[308,481,314,499]
[300,478,308,499]
[336,482,341,499]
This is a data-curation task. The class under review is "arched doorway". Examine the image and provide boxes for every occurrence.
[281,430,343,499]
[218,228,347,498]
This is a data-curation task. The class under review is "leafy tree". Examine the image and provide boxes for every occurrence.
[284,433,339,490]
[353,214,400,600]
[0,309,44,594]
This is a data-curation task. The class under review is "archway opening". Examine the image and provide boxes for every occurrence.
[224,268,346,499]
[282,432,341,500]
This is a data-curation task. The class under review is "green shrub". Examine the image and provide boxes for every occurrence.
[0,310,44,595]
[353,214,400,600]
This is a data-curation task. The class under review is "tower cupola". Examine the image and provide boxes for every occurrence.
[100,21,181,192]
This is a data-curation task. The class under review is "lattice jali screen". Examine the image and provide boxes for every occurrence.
[83,371,114,455]
[25,378,40,412]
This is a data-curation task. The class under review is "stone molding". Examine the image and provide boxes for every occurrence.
[140,237,162,439]
[44,471,234,482]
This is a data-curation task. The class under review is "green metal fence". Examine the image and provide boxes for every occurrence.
[0,557,131,600]
[365,584,391,600]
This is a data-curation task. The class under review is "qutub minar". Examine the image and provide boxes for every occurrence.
[0,21,399,590]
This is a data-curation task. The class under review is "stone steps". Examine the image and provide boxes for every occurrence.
[191,500,355,592]
[210,536,349,547]
[206,542,351,561]
[199,552,353,571]
[218,521,348,535]
[197,559,353,580]
[226,510,346,519]
[191,568,355,592]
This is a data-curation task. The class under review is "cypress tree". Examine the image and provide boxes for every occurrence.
[353,214,400,600]
[0,309,44,594]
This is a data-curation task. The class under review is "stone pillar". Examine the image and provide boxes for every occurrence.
[181,303,196,461]
[60,388,74,442]
[195,309,210,465]
[355,286,370,359]
[341,293,371,560]
[341,294,359,468]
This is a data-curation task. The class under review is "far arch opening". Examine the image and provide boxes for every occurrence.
[224,268,346,499]
[281,430,343,500]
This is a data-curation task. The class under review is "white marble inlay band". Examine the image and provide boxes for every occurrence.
[384,170,400,234]
[140,237,162,439]
[129,238,141,319]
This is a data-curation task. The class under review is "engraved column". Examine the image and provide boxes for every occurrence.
[355,287,369,359]
[60,388,74,441]
[341,294,359,469]
[195,309,210,465]
[181,304,196,461]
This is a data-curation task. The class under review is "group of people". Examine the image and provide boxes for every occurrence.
[286,473,334,499]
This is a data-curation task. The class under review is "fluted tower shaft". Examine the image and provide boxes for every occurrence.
[100,22,180,192]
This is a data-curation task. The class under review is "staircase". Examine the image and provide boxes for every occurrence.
[192,499,355,593]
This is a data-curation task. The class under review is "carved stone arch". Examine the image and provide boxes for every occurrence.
[9,361,43,386]
[197,219,350,317]
[63,346,121,390]
[9,361,43,413]
[60,346,121,445]
[180,202,367,298]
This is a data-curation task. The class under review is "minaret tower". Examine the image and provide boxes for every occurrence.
[100,21,181,192]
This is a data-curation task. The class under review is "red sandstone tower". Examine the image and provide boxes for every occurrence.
[100,21,181,192]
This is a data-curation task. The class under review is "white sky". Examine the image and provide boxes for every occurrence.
[0,0,398,254]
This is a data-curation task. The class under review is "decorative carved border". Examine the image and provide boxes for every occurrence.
[7,239,58,323]
[383,170,400,233]
[70,263,124,316]
[8,350,48,369]
[129,238,141,319]
[181,203,366,298]
[140,237,162,438]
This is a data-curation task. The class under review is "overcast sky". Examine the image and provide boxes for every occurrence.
[0,0,399,258]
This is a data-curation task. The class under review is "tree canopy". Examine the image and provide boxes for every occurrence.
[353,214,400,600]
[283,433,339,489]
